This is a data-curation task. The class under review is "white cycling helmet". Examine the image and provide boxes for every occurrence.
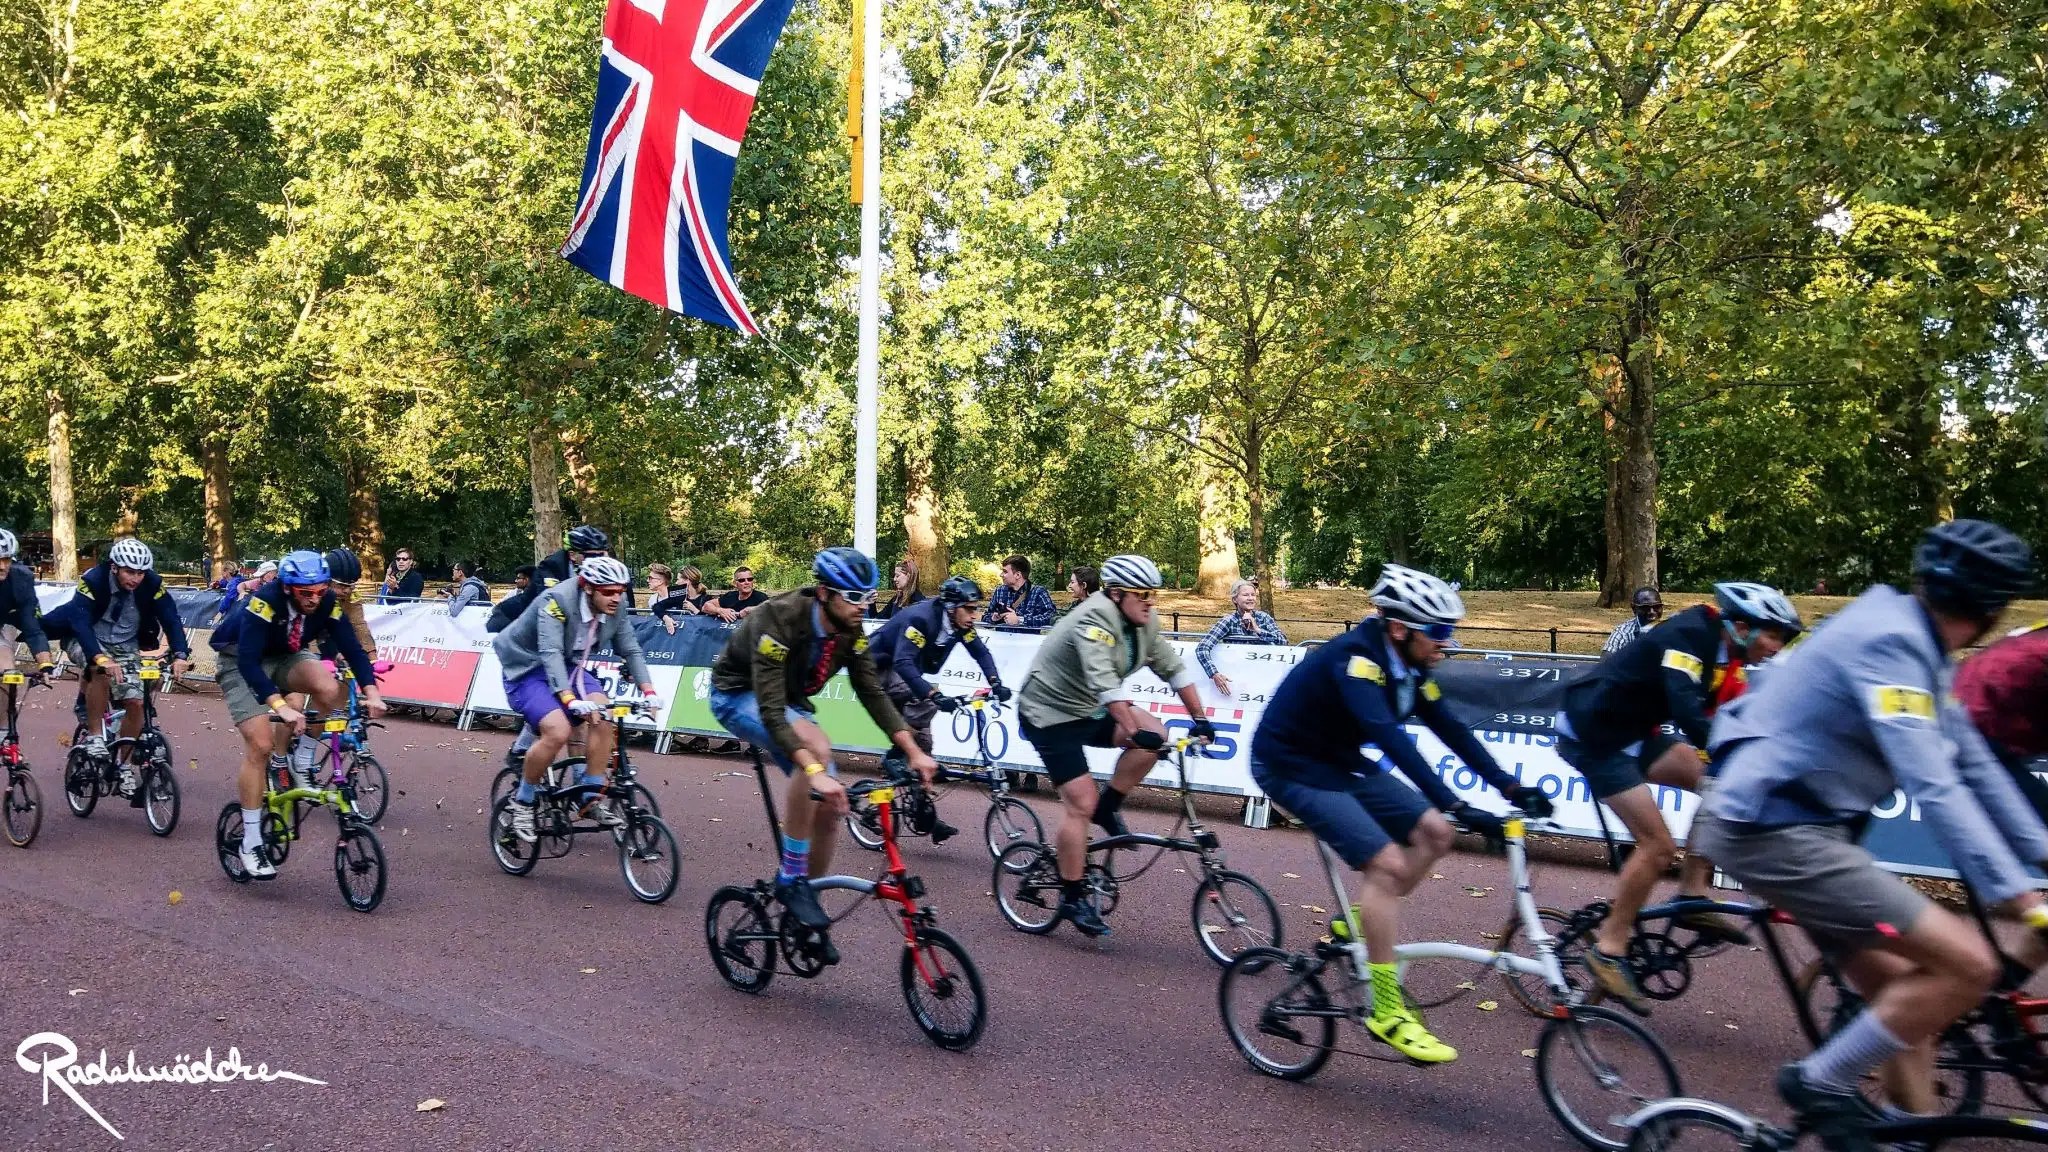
[0,528,16,559]
[1369,563,1465,628]
[1713,581,1803,635]
[578,555,631,588]
[107,537,154,572]
[1099,554,1163,591]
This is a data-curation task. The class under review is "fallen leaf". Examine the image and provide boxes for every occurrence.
[167,890,183,905]
[1457,981,1477,991]
[68,988,88,997]
[215,1016,227,1023]
[1522,1049,1539,1058]
[1724,1023,1739,1030]
[581,967,598,974]
[1281,872,1300,879]
[1303,904,1327,914]
[1431,873,1446,880]
[1477,1000,1499,1011]
[417,1098,446,1113]
[1479,931,1502,941]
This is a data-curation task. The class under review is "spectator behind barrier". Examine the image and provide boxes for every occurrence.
[485,565,537,634]
[446,561,489,617]
[1196,578,1288,695]
[871,558,923,620]
[1065,565,1101,606]
[1602,586,1664,654]
[983,553,1055,630]
[706,566,769,623]
[379,548,424,603]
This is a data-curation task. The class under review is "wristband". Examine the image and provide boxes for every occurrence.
[803,761,826,776]
[94,654,112,666]
[267,696,286,712]
[558,692,577,706]
[2024,905,2048,932]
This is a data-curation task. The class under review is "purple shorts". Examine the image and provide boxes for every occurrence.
[505,666,600,731]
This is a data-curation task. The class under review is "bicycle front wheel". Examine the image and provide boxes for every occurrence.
[1622,1101,1758,1152]
[347,752,388,824]
[215,802,250,883]
[983,796,1044,864]
[706,886,777,993]
[64,747,98,818]
[4,770,42,847]
[618,815,681,904]
[1500,907,1588,1017]
[844,790,887,851]
[335,822,387,913]
[1192,870,1281,966]
[901,927,987,1051]
[1218,947,1337,1081]
[1536,1004,1683,1152]
[488,796,539,876]
[143,764,180,836]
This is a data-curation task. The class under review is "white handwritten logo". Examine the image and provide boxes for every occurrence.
[17,1031,326,1141]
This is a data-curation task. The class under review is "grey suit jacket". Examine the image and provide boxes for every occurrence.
[493,581,652,694]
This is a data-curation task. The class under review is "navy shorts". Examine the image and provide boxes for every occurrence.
[1252,759,1431,869]
[1557,733,1681,800]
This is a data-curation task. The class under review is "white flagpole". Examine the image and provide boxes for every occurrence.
[853,0,882,559]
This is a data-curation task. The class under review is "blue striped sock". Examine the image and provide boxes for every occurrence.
[778,835,810,882]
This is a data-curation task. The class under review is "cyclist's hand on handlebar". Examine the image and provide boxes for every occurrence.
[1128,729,1166,752]
[930,693,959,713]
[989,682,1012,702]
[360,688,388,718]
[566,698,602,718]
[1508,784,1554,820]
[96,657,124,685]
[31,662,55,688]
[169,656,192,680]
[905,749,940,787]
[1448,802,1507,853]
[809,772,849,815]
[639,687,665,713]
[1190,716,1218,744]
[272,704,307,734]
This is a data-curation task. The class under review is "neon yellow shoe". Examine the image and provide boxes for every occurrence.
[1329,905,1363,941]
[1366,1009,1459,1064]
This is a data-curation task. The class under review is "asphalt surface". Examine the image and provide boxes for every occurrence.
[0,690,2028,1152]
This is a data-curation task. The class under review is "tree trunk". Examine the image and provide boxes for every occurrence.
[1612,228,1660,602]
[558,430,606,545]
[902,451,947,592]
[1194,443,1240,598]
[1596,357,1626,606]
[47,384,77,579]
[342,452,385,588]
[528,422,563,564]
[108,487,140,539]
[202,434,236,573]
[1245,428,1273,612]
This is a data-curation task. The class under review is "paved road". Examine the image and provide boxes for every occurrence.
[0,691,1953,1151]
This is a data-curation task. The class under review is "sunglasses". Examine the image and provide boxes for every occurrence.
[835,588,878,606]
[1112,587,1157,602]
[1418,622,1457,642]
[735,576,754,583]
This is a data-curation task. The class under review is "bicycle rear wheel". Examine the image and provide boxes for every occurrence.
[1500,907,1589,1017]
[488,796,540,876]
[4,769,42,847]
[489,765,519,811]
[1536,1004,1683,1152]
[1622,1102,1758,1152]
[901,927,987,1051]
[1192,870,1281,966]
[1218,947,1338,1081]
[993,842,1063,934]
[215,803,250,883]
[705,886,777,993]
[347,752,389,824]
[845,789,887,851]
[983,796,1044,864]
[335,822,387,913]
[143,764,179,836]
[618,815,681,904]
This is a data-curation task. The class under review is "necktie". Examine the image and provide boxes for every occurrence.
[1394,675,1416,720]
[806,634,839,696]
[287,614,304,652]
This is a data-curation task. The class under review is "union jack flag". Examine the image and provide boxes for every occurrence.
[561,0,797,334]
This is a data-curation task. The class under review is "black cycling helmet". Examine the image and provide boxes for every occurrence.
[325,547,362,584]
[567,524,610,554]
[1914,519,2034,617]
[813,546,880,594]
[938,575,983,607]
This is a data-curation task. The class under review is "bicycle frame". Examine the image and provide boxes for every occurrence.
[1087,740,1227,874]
[265,716,365,832]
[1,671,27,765]
[105,659,169,765]
[1319,811,1574,1013]
[812,786,943,946]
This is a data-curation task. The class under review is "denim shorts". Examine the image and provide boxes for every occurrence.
[1251,758,1430,869]
[709,688,820,776]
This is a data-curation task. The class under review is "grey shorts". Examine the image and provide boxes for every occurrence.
[1689,810,1931,957]
[68,641,142,703]
[881,669,938,751]
[217,648,325,726]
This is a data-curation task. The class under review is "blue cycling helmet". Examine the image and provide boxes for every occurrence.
[1915,519,2034,617]
[813,547,880,594]
[278,550,331,587]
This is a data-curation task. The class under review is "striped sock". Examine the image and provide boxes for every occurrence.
[778,835,810,883]
[1800,1011,1907,1093]
[1369,961,1406,1019]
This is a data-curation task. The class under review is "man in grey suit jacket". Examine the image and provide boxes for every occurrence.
[494,556,660,843]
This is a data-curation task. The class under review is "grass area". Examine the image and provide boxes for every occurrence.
[1155,587,2048,655]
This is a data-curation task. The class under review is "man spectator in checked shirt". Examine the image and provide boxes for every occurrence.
[706,566,770,623]
[1602,587,1664,653]
[1197,578,1289,694]
[982,554,1056,630]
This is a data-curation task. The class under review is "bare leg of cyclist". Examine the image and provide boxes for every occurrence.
[1589,785,1678,1012]
[1055,775,1095,882]
[778,717,840,879]
[83,668,112,747]
[1839,948,1943,1115]
[522,711,574,786]
[582,691,617,775]
[1354,821,1460,1064]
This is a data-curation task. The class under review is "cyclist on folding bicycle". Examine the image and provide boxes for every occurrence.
[1251,563,1553,1064]
[864,574,1013,844]
[1694,519,2048,1152]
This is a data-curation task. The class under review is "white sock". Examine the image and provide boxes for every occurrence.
[241,807,263,851]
